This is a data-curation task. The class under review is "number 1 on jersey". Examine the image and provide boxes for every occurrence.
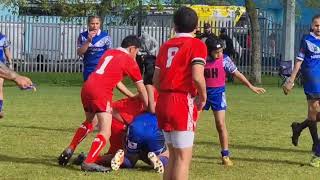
[166,47,179,68]
[96,56,113,74]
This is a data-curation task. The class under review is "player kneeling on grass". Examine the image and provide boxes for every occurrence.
[73,113,169,173]
[204,37,266,166]
[58,35,148,172]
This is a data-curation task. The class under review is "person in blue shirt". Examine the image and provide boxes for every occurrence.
[110,113,168,173]
[77,16,112,81]
[0,32,13,118]
[282,14,320,167]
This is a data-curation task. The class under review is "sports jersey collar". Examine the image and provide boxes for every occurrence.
[175,33,193,38]
[310,32,320,39]
[116,47,129,54]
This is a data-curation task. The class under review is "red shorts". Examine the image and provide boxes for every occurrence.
[107,118,127,154]
[156,92,198,132]
[81,90,112,113]
[112,97,145,124]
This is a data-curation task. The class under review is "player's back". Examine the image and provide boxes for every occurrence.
[156,34,207,95]
[83,48,142,99]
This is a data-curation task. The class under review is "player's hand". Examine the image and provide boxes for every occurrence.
[250,86,266,94]
[194,95,206,111]
[87,31,97,43]
[14,75,34,90]
[282,78,294,95]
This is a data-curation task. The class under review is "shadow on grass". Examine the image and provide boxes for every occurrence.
[193,155,306,166]
[0,154,80,171]
[195,141,310,153]
[0,124,75,133]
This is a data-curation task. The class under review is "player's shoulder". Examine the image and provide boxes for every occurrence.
[80,30,88,37]
[0,33,6,40]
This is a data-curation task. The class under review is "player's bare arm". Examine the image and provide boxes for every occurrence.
[192,64,207,110]
[146,84,156,113]
[135,81,149,109]
[283,60,302,95]
[116,81,135,98]
[0,62,33,88]
[152,68,160,90]
[233,70,266,94]
[4,48,13,69]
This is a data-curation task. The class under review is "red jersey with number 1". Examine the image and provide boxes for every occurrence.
[155,33,207,96]
[82,48,142,100]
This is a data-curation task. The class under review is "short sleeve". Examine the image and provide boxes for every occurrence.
[125,57,143,83]
[296,38,306,61]
[223,55,237,74]
[191,40,207,65]
[3,36,10,48]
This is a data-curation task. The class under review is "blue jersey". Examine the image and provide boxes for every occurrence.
[126,113,166,156]
[77,30,112,80]
[297,33,320,94]
[0,33,10,63]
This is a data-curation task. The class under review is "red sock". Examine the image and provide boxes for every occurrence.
[84,134,107,163]
[68,120,93,150]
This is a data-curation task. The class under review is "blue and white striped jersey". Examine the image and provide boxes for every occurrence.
[297,32,320,94]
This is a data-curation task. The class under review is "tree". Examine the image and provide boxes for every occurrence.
[245,0,261,84]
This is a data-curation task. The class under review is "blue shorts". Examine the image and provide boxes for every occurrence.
[126,113,166,156]
[83,66,96,81]
[203,87,227,111]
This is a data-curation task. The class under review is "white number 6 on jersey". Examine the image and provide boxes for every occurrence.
[166,47,179,68]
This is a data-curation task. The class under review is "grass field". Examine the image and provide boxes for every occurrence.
[0,73,320,179]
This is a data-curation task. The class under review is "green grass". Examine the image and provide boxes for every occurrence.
[0,74,319,179]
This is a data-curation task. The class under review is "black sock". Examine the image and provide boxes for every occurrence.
[308,120,319,146]
[296,119,309,132]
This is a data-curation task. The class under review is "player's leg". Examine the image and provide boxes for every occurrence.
[310,108,320,168]
[81,112,112,172]
[307,99,319,151]
[214,110,233,166]
[170,131,194,180]
[0,78,4,118]
[291,118,310,146]
[58,111,96,166]
[146,122,168,173]
[162,133,174,180]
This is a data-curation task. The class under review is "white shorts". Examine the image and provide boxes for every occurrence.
[163,131,195,148]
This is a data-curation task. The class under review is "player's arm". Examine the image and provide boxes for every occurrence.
[77,32,94,56]
[135,81,148,108]
[146,84,155,113]
[116,81,135,98]
[0,62,33,88]
[192,63,207,110]
[233,70,266,94]
[288,60,302,84]
[152,68,160,90]
[4,47,12,69]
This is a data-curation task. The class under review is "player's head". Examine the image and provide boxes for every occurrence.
[173,6,198,33]
[205,37,224,59]
[121,35,141,59]
[87,16,101,31]
[204,23,212,35]
[311,14,320,37]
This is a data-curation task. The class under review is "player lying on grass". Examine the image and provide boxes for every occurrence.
[203,37,266,166]
[73,113,169,173]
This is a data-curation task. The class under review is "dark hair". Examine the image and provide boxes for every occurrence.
[87,16,101,24]
[312,14,320,23]
[205,37,223,53]
[121,35,141,48]
[173,6,198,33]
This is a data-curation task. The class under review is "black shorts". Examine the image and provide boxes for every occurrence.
[306,93,320,100]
